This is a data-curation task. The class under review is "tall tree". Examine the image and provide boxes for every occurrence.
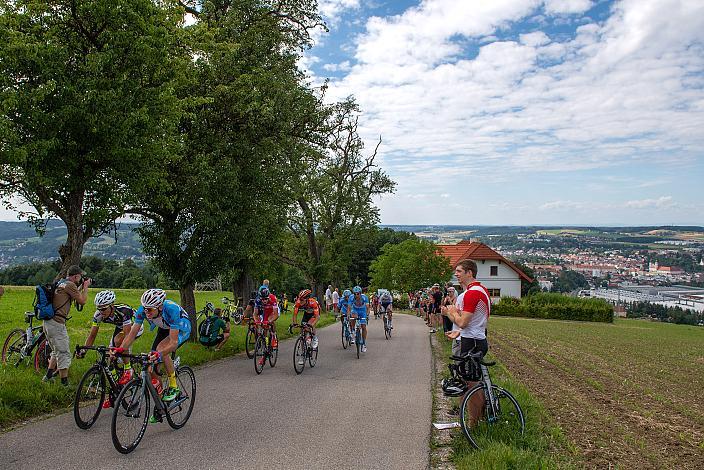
[280,98,396,300]
[0,0,182,274]
[133,0,325,324]
[369,239,453,293]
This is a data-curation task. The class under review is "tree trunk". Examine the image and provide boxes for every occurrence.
[179,283,197,342]
[57,212,85,278]
[232,271,255,304]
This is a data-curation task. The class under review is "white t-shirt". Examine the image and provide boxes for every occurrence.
[455,283,491,340]
[325,288,332,303]
[332,291,340,303]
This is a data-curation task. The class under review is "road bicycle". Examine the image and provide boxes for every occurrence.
[350,316,366,359]
[252,320,278,374]
[73,345,136,429]
[195,302,215,324]
[338,314,351,349]
[245,314,257,359]
[381,304,392,340]
[290,323,318,374]
[449,352,525,450]
[111,351,196,454]
[221,296,244,325]
[2,311,52,372]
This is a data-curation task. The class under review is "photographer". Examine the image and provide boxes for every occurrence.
[43,265,91,385]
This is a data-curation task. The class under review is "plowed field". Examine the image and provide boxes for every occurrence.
[489,317,704,469]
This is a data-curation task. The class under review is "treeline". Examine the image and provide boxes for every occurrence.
[493,293,614,323]
[627,301,702,325]
[0,257,170,290]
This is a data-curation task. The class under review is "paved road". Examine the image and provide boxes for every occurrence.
[0,313,431,469]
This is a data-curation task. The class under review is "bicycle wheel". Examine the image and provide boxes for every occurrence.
[384,318,390,340]
[2,329,27,366]
[233,307,243,325]
[245,327,256,359]
[308,338,318,368]
[355,330,360,359]
[34,338,52,372]
[268,332,278,368]
[254,336,266,375]
[293,337,306,375]
[111,378,150,454]
[460,384,525,450]
[74,365,106,429]
[341,323,348,349]
[166,365,196,429]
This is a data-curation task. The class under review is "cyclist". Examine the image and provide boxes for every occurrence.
[372,293,380,317]
[76,290,144,407]
[116,289,191,404]
[254,285,279,346]
[292,289,320,351]
[349,286,370,352]
[379,291,393,329]
[338,289,352,320]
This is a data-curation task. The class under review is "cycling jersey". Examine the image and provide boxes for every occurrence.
[338,295,350,315]
[294,297,320,324]
[254,293,278,322]
[349,294,369,317]
[380,294,392,306]
[91,304,135,329]
[135,300,191,347]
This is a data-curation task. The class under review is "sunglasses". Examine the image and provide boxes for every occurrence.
[98,306,111,312]
[145,307,158,314]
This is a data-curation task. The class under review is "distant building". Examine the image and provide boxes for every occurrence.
[436,240,532,299]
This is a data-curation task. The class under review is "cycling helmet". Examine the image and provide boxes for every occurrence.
[342,289,351,298]
[441,377,468,397]
[140,288,166,308]
[258,286,270,297]
[94,290,116,308]
[298,288,312,300]
[352,286,362,294]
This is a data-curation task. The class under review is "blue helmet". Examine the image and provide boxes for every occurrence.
[258,285,270,297]
[352,286,362,294]
[343,289,352,297]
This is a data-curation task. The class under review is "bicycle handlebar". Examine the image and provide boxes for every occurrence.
[449,353,496,367]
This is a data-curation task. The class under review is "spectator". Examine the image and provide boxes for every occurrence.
[325,285,333,312]
[43,265,91,385]
[441,286,458,333]
[332,287,340,313]
[430,284,443,333]
[198,308,230,350]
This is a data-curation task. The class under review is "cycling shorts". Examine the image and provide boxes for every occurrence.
[109,323,144,348]
[301,312,317,325]
[151,326,190,352]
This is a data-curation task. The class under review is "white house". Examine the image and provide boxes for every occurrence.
[436,240,532,300]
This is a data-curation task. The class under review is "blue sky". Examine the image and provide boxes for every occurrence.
[1,1,702,226]
[303,0,704,225]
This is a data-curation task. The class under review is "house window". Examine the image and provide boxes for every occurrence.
[487,288,501,297]
[490,266,498,276]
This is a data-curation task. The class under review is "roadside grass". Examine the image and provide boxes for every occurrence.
[435,331,579,469]
[0,286,335,430]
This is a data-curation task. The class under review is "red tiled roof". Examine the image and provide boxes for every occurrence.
[436,241,533,282]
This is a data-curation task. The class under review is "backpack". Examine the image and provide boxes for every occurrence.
[34,283,58,320]
[198,316,218,344]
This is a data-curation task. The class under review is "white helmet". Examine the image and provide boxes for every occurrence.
[94,290,116,308]
[141,289,166,308]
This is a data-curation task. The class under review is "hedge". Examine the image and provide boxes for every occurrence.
[493,293,613,323]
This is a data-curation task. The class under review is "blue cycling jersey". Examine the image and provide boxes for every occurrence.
[349,294,369,316]
[339,295,350,314]
[135,299,191,333]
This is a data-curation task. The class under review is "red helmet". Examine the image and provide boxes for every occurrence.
[298,289,312,300]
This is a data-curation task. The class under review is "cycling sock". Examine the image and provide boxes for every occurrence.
[60,377,68,386]
[168,372,177,388]
[124,363,131,370]
[46,368,56,379]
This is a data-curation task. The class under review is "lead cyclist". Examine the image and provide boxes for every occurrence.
[380,292,393,329]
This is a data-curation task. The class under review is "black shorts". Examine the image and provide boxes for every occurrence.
[301,312,316,325]
[199,334,224,347]
[151,327,188,352]
[459,337,488,381]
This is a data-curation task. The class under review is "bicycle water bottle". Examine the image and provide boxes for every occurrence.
[151,378,163,395]
[174,356,180,369]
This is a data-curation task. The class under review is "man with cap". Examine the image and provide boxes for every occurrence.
[43,265,91,385]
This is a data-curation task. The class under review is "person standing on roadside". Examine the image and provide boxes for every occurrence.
[430,284,443,333]
[325,285,333,312]
[332,287,340,313]
[43,265,91,385]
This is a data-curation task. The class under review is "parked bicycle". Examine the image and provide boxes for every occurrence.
[443,352,525,450]
[111,351,196,454]
[290,323,318,374]
[252,320,278,374]
[73,345,135,429]
[338,314,351,349]
[2,311,52,372]
[381,304,392,340]
[195,302,215,324]
[221,296,244,325]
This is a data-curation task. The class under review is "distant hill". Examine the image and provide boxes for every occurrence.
[0,220,145,268]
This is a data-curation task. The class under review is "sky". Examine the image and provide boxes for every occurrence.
[303,0,704,226]
[2,0,703,227]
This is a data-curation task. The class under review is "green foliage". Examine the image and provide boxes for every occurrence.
[369,239,452,293]
[493,293,614,323]
[551,270,589,293]
[513,261,540,296]
[0,0,183,270]
[627,301,702,325]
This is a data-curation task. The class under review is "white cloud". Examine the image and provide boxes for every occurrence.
[323,60,352,72]
[624,196,676,209]
[544,0,593,15]
[319,0,361,25]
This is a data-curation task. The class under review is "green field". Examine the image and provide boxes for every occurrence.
[0,286,334,430]
[488,316,704,468]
